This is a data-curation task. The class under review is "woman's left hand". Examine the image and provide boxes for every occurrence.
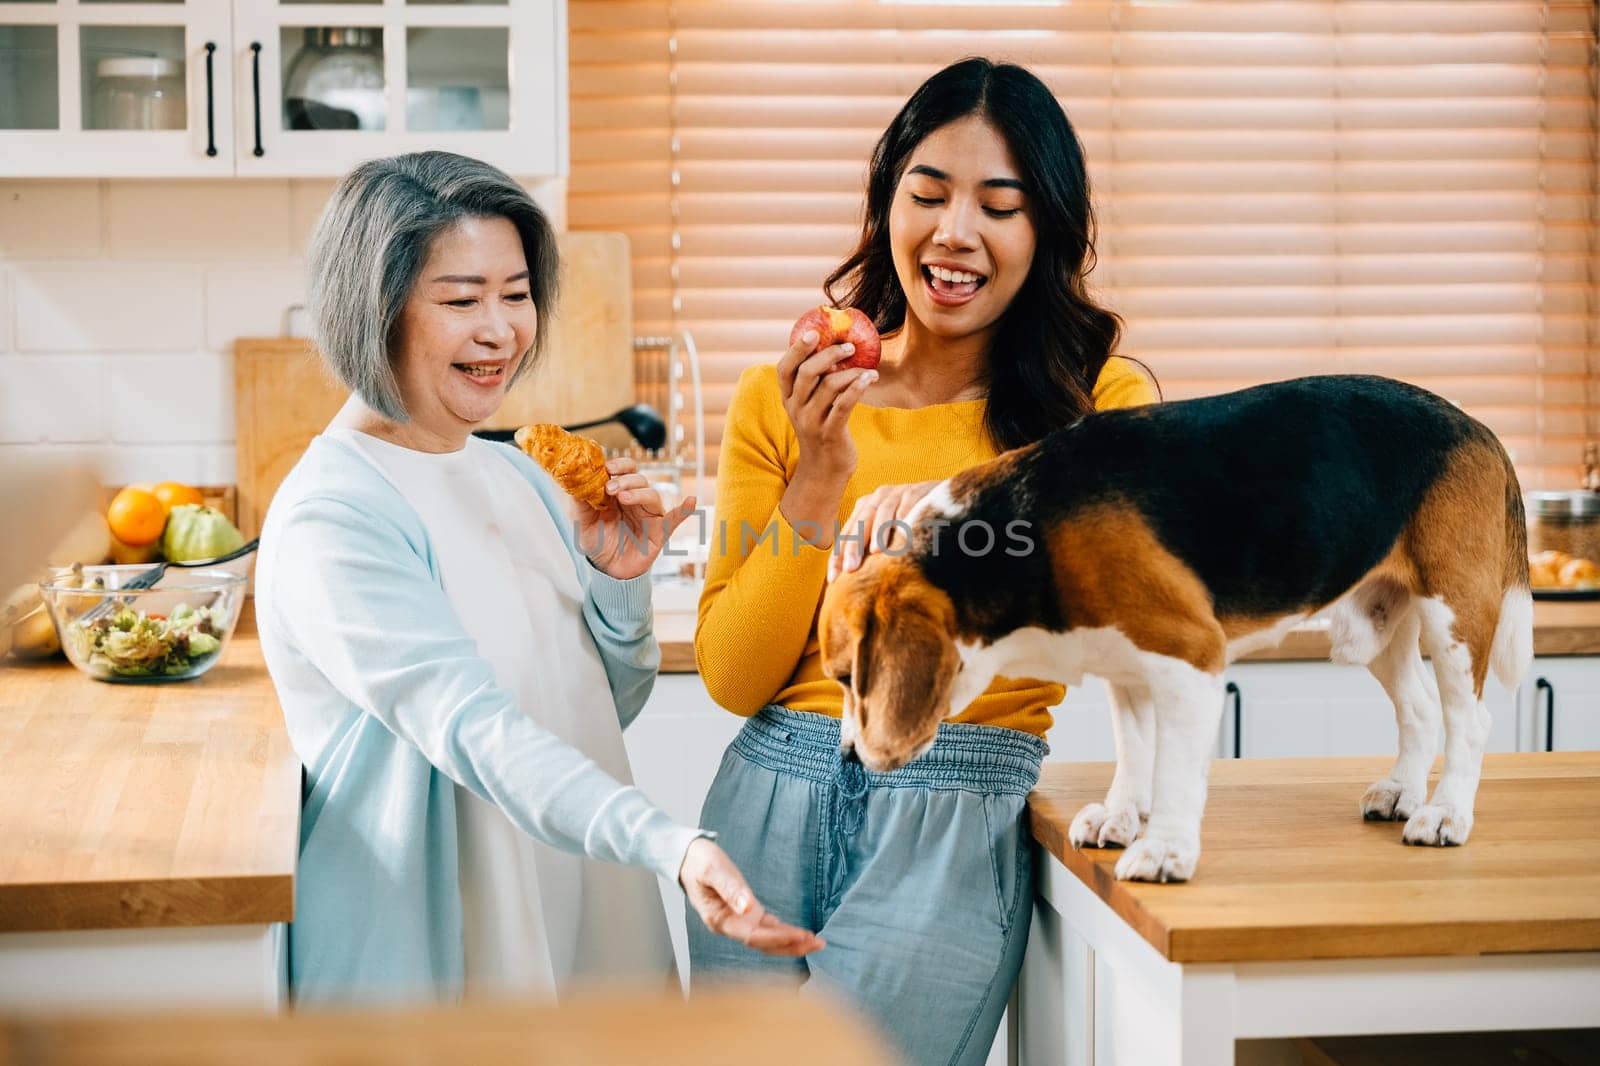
[828,479,943,581]
[576,457,698,580]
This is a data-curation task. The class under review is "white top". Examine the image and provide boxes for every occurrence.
[330,428,676,999]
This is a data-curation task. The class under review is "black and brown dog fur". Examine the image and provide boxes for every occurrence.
[820,375,1533,883]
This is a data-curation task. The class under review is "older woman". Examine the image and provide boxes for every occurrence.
[256,151,820,1006]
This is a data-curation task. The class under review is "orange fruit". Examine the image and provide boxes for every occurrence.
[106,487,167,547]
[151,481,204,512]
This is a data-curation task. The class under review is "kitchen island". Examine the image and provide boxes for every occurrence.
[1018,753,1600,1065]
[0,602,298,1011]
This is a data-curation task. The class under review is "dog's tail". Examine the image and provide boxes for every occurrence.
[1490,451,1533,689]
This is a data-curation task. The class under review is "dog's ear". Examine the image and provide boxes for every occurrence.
[820,562,876,692]
[850,607,873,715]
[865,603,960,741]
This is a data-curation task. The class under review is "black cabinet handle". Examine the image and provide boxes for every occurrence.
[250,41,264,157]
[1535,677,1554,752]
[203,42,217,157]
[1225,681,1242,758]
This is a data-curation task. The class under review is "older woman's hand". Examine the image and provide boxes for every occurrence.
[575,457,698,580]
[679,838,825,957]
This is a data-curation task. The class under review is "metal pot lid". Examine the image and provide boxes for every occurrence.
[1528,490,1600,520]
[302,28,380,49]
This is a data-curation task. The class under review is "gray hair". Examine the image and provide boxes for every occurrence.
[305,151,559,422]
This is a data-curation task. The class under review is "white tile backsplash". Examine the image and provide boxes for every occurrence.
[92,442,239,487]
[0,355,107,443]
[204,264,306,353]
[106,181,293,262]
[106,353,234,443]
[14,264,203,352]
[289,180,337,257]
[0,182,102,260]
[0,268,11,352]
[0,175,561,485]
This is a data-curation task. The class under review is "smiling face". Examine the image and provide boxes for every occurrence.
[889,114,1038,348]
[390,214,537,443]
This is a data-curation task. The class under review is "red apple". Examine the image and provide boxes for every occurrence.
[789,306,881,372]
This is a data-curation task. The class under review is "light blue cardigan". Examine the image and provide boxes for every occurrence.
[254,433,702,1005]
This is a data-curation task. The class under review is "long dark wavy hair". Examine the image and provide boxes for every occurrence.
[824,58,1146,452]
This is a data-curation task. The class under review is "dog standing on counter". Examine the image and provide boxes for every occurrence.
[819,375,1533,883]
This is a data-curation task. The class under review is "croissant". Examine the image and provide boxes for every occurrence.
[514,424,611,510]
[1530,549,1566,588]
[1560,556,1600,589]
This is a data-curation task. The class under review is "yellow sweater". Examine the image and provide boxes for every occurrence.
[695,357,1157,737]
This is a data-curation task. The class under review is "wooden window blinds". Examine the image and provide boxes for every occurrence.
[569,1,1600,492]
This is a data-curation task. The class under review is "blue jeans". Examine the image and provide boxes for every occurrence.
[687,706,1044,1066]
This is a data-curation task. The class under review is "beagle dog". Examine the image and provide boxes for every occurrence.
[819,375,1533,883]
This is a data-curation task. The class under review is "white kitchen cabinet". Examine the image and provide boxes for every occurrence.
[0,0,233,176]
[1228,661,1519,759]
[0,0,566,178]
[1043,679,1117,764]
[1523,656,1600,752]
[233,0,563,178]
[624,672,743,988]
[1040,659,1525,768]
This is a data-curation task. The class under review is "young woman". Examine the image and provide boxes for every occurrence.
[687,59,1157,1063]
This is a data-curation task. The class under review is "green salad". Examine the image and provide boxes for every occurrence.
[66,602,225,678]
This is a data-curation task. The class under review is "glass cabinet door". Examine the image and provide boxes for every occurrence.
[234,0,562,177]
[0,0,234,177]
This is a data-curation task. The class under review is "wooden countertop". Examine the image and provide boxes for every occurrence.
[655,597,1600,672]
[0,987,895,1065]
[1028,752,1600,965]
[0,603,298,934]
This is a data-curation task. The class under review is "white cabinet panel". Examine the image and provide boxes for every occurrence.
[1525,657,1600,752]
[1043,680,1116,764]
[0,924,283,1011]
[1232,661,1518,759]
[625,674,743,830]
[624,673,743,986]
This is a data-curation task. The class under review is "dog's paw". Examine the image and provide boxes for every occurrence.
[1069,802,1145,849]
[1098,804,1144,848]
[1068,803,1108,849]
[1402,804,1474,846]
[1360,778,1424,822]
[1114,835,1198,883]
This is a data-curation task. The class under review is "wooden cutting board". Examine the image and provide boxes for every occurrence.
[233,231,635,538]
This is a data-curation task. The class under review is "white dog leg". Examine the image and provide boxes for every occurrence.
[1404,598,1491,846]
[1115,663,1225,883]
[1070,681,1154,849]
[1359,608,1439,821]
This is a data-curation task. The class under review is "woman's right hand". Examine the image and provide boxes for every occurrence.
[679,838,825,957]
[775,331,878,548]
[777,330,877,486]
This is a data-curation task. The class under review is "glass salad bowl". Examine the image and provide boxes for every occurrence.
[38,565,246,683]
